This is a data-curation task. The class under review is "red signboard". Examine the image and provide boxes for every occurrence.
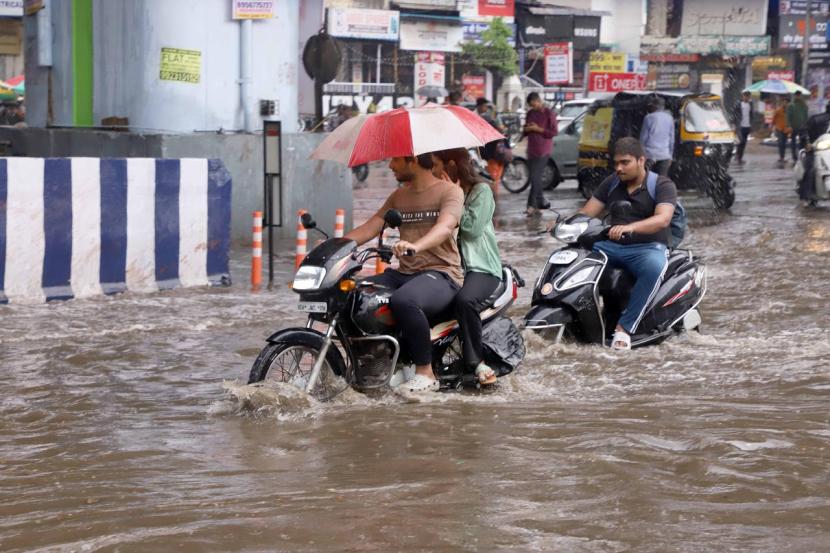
[461,74,486,102]
[544,42,572,85]
[767,70,795,81]
[478,0,514,17]
[588,72,649,93]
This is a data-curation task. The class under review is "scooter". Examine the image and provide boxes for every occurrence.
[794,133,830,205]
[523,204,706,348]
[248,210,525,400]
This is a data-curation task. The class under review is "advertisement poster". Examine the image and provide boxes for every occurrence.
[160,47,202,84]
[462,74,486,102]
[414,52,446,101]
[328,8,399,41]
[478,0,514,18]
[544,42,572,85]
[400,19,463,52]
[589,51,627,73]
[588,72,648,93]
[232,0,274,20]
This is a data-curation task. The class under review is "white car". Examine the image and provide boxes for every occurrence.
[557,99,596,132]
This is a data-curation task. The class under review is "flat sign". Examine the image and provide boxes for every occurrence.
[681,0,767,36]
[160,47,202,84]
[589,51,627,73]
[232,0,275,20]
[478,0,514,18]
[544,42,571,85]
[400,19,463,52]
[0,0,23,17]
[588,72,648,93]
[328,8,399,41]
[414,51,446,98]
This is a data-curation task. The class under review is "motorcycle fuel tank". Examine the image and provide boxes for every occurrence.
[351,284,397,335]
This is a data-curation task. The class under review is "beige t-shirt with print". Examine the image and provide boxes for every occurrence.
[374,179,464,285]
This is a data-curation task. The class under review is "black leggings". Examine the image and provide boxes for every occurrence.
[455,271,501,369]
[366,269,459,366]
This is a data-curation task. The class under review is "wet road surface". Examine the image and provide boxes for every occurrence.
[2,145,829,552]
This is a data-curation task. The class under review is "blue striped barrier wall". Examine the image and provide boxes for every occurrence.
[0,158,232,304]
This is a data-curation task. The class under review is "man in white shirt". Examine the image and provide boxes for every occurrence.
[639,96,675,176]
[736,91,752,164]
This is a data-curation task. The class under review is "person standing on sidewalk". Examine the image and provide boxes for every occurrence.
[639,96,675,176]
[523,92,557,215]
[787,91,809,164]
[772,97,791,167]
[735,91,753,164]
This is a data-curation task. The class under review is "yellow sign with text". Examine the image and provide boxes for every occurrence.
[160,47,201,84]
[589,51,627,73]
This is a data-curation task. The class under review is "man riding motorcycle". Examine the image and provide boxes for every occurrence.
[576,137,677,350]
[797,102,830,207]
[345,154,464,393]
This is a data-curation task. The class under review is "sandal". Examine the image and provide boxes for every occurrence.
[611,330,631,350]
[475,363,497,385]
[395,373,439,394]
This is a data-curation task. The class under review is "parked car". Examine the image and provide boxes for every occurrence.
[501,112,585,194]
[557,99,595,132]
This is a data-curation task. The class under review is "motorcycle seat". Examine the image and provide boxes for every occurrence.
[666,249,691,277]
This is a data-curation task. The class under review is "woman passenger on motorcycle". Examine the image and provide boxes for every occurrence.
[432,148,503,385]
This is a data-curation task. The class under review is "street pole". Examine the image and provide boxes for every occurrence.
[802,1,811,87]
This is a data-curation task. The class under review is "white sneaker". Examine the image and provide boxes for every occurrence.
[395,374,439,394]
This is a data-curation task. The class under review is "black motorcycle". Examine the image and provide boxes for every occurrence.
[248,210,525,400]
[524,204,706,348]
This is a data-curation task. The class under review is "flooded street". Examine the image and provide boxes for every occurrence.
[2,146,829,552]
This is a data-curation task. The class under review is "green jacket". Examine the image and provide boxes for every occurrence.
[787,99,809,130]
[458,182,502,279]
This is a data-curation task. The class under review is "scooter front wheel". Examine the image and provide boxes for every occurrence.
[248,340,348,402]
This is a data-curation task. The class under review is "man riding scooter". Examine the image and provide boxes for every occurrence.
[796,103,830,207]
[576,137,677,350]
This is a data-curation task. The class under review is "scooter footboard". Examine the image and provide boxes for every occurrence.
[524,305,573,342]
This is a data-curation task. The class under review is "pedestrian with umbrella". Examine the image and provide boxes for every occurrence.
[310,104,504,394]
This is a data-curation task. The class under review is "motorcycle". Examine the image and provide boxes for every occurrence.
[352,164,369,183]
[248,210,526,400]
[523,203,706,348]
[794,133,830,205]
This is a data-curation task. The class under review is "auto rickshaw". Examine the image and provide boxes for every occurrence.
[576,91,736,209]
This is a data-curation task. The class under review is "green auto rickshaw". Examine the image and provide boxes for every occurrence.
[577,91,736,209]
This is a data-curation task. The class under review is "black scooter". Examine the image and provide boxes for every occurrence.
[524,204,706,348]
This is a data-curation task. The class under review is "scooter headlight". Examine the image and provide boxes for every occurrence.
[293,266,327,291]
[816,139,830,151]
[554,222,589,244]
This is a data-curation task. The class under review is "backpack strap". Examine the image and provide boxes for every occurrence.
[645,171,658,200]
[607,175,620,195]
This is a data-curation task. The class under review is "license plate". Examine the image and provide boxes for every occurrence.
[297,301,327,313]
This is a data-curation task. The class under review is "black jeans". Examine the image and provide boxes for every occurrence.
[366,269,460,366]
[647,159,672,177]
[791,129,808,161]
[799,148,816,201]
[454,271,501,369]
[736,126,750,161]
[527,156,548,208]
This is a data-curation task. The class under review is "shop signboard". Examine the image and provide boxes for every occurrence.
[780,14,828,49]
[478,0,514,18]
[681,0,768,36]
[649,64,694,90]
[461,74,486,101]
[588,72,648,93]
[414,52,446,98]
[232,0,275,20]
[572,16,600,50]
[328,8,399,41]
[780,1,830,15]
[768,70,796,81]
[589,51,627,73]
[0,0,23,17]
[641,35,770,56]
[517,13,571,48]
[400,19,463,52]
[544,42,572,85]
[462,20,516,46]
[640,53,700,63]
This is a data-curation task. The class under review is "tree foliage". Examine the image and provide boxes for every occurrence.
[461,18,517,77]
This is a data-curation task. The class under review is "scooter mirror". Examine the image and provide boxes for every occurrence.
[384,209,403,229]
[301,212,317,230]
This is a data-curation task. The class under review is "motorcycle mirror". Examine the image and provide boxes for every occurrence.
[384,209,403,229]
[301,212,317,230]
[608,201,633,219]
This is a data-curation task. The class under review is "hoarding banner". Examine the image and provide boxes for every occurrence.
[462,74,486,101]
[681,0,768,35]
[400,19,463,52]
[328,8,400,41]
[415,52,446,97]
[589,51,627,73]
[0,0,22,17]
[160,47,202,84]
[544,42,572,85]
[478,0,514,18]
[232,0,274,20]
[641,35,770,55]
[463,20,516,46]
[588,72,648,93]
[780,14,828,49]
[780,1,830,15]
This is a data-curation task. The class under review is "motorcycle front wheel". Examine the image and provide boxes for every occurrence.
[248,340,348,402]
[710,176,736,210]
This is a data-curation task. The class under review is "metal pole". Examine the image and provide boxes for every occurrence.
[241,19,254,132]
[802,2,811,87]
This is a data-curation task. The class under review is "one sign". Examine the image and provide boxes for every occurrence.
[160,47,202,84]
[0,0,23,17]
[780,1,830,15]
[768,70,796,81]
[544,42,572,85]
[23,0,41,15]
[328,8,400,41]
[232,0,275,20]
[478,0,514,18]
[780,14,828,50]
[681,0,767,36]
[589,51,627,73]
[588,72,648,93]
[462,20,516,46]
[641,35,770,56]
[461,74,486,101]
[414,52,446,98]
[400,19,463,52]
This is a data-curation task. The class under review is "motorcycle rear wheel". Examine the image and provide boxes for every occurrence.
[502,159,531,193]
[248,342,348,402]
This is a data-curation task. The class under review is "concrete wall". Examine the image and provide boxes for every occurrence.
[24,1,74,127]
[0,129,352,244]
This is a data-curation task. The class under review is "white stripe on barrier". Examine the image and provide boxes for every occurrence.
[252,232,262,241]
[126,159,158,293]
[70,158,103,299]
[5,158,46,304]
[178,158,209,287]
[252,247,262,256]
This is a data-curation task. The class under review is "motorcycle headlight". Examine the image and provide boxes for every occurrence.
[816,139,830,151]
[554,222,589,244]
[293,266,327,291]
[557,266,595,290]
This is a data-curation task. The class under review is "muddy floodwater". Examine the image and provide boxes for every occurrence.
[2,149,829,552]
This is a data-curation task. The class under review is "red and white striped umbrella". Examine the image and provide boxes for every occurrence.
[309,103,505,168]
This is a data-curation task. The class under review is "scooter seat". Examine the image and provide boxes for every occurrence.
[666,249,691,277]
